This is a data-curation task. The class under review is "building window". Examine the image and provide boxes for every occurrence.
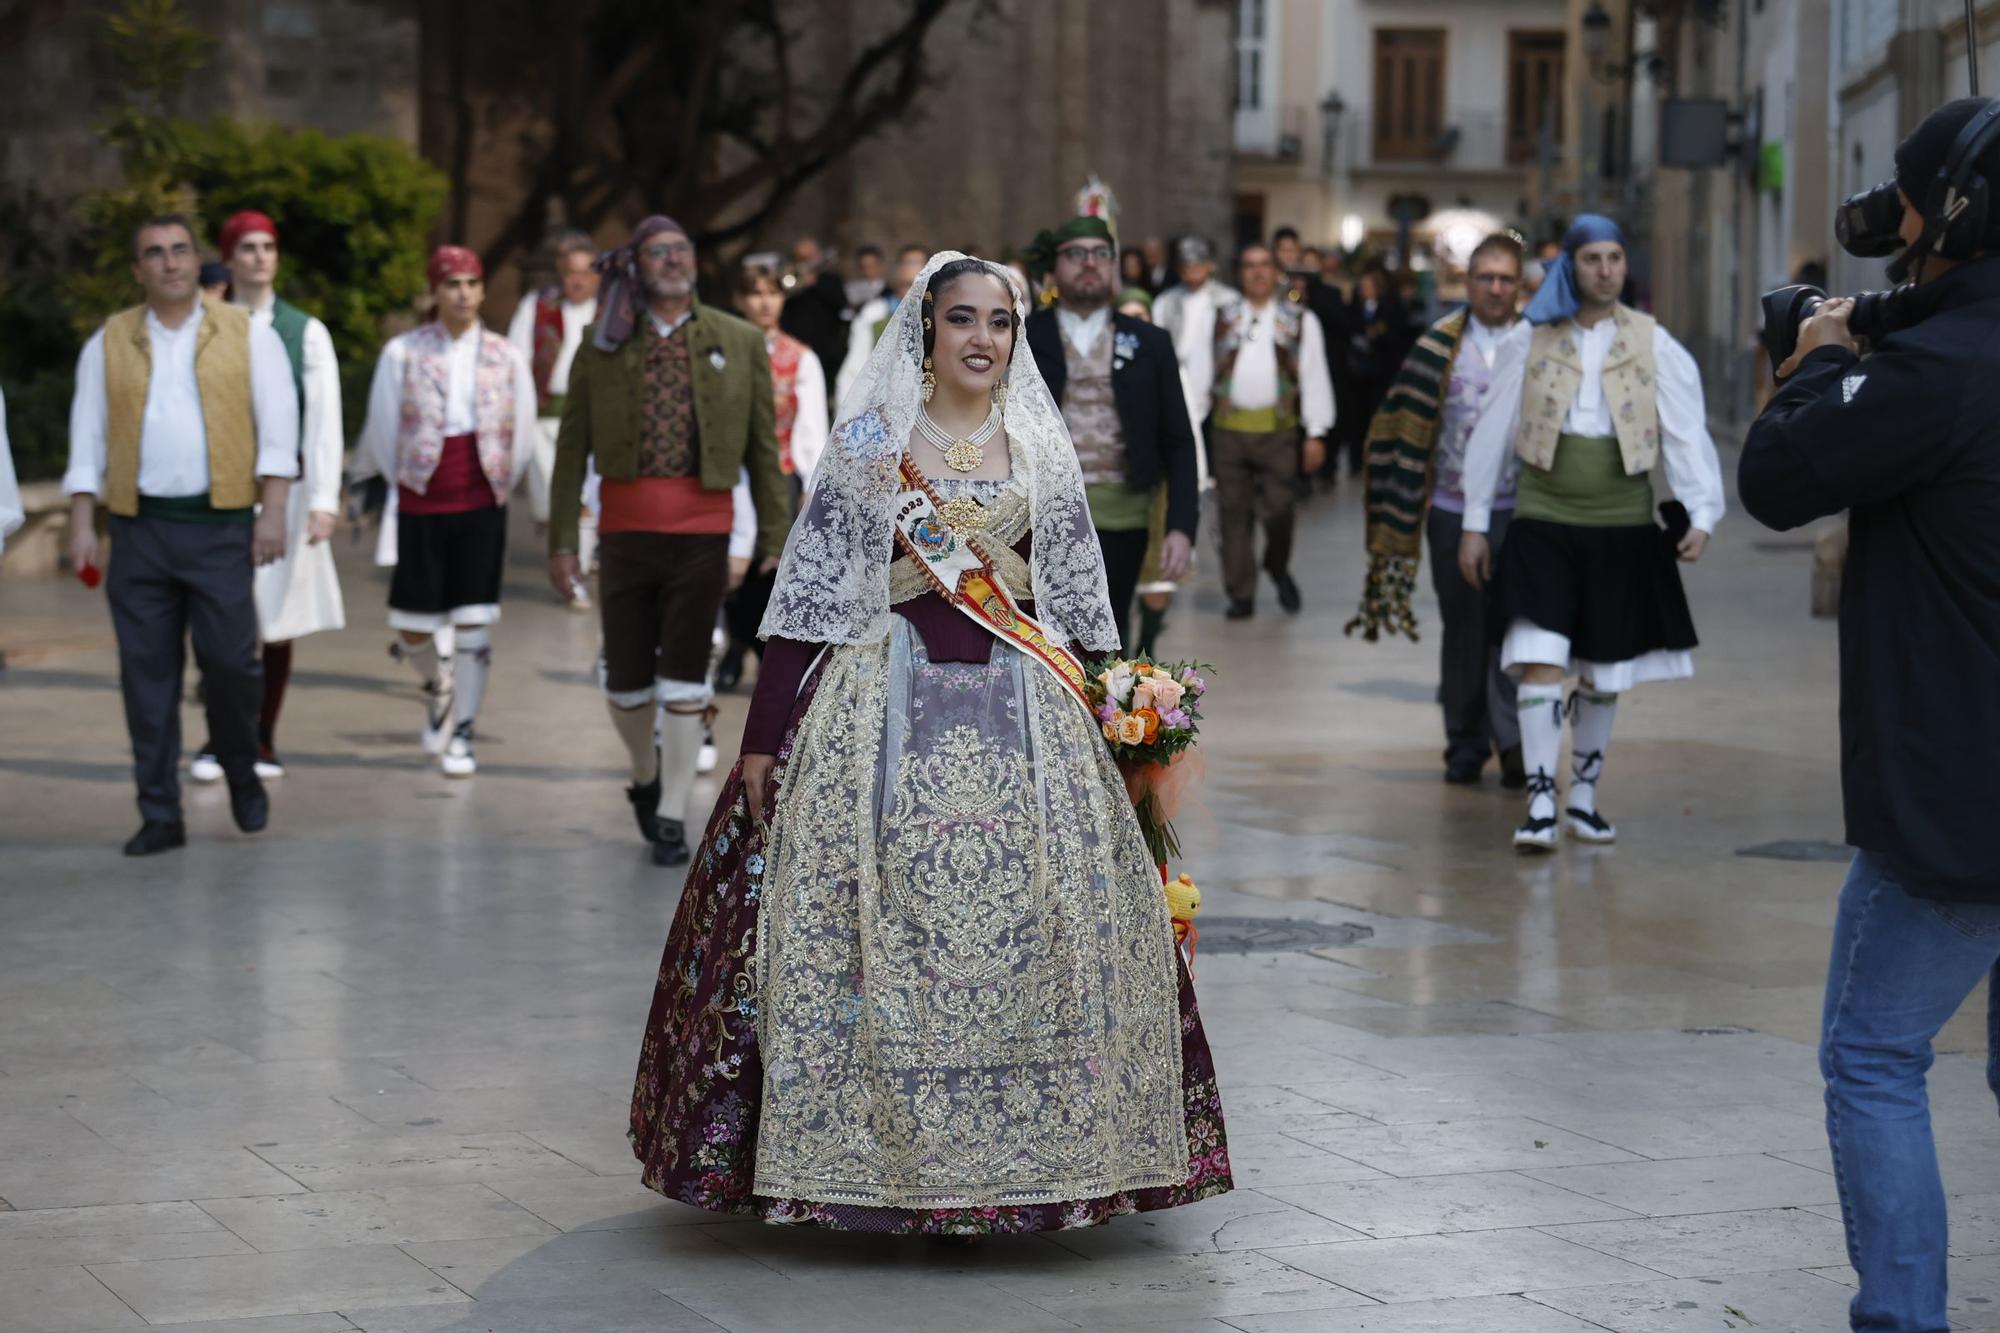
[1506,30,1565,165]
[1236,0,1267,111]
[1373,28,1445,162]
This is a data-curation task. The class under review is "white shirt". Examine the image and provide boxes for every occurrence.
[356,323,540,492]
[1167,282,1220,426]
[243,293,344,516]
[775,335,830,485]
[64,302,300,500]
[835,293,894,412]
[1459,316,1728,536]
[1057,305,1111,359]
[506,293,597,405]
[0,386,22,554]
[730,468,756,562]
[647,308,693,340]
[1463,315,1513,372]
[1223,298,1336,438]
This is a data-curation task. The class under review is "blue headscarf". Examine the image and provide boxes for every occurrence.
[1523,214,1627,326]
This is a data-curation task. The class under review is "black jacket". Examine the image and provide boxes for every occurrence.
[779,272,850,397]
[1740,257,2000,901]
[1024,307,1201,540]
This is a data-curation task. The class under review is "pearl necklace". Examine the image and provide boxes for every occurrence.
[917,406,1002,473]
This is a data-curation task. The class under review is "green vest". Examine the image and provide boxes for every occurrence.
[268,296,310,412]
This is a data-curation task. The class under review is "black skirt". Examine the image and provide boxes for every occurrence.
[388,504,508,616]
[1494,516,1697,663]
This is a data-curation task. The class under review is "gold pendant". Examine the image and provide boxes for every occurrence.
[937,496,988,531]
[942,438,984,472]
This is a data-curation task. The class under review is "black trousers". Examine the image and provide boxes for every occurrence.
[107,515,262,821]
[1425,506,1519,769]
[1096,527,1150,656]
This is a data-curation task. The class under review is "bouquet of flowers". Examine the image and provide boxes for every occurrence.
[1086,657,1210,867]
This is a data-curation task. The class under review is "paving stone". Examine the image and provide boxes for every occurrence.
[0,1200,249,1271]
[0,1265,146,1332]
[1521,1153,1842,1217]
[1525,1267,1859,1330]
[84,1245,467,1323]
[1286,1117,1641,1177]
[1541,1206,1850,1277]
[1222,1294,1606,1330]
[1269,1228,1662,1303]
[244,1132,591,1192]
[194,1184,559,1252]
[1267,1171,1642,1239]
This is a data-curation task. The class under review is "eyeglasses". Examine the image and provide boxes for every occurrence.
[1058,245,1114,265]
[641,241,694,261]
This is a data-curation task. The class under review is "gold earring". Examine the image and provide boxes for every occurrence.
[921,356,936,403]
[992,377,1007,410]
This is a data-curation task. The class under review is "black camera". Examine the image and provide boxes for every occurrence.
[1759,283,1921,371]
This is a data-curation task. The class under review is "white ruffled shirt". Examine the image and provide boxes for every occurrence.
[244,292,343,515]
[506,293,598,404]
[1459,316,1727,536]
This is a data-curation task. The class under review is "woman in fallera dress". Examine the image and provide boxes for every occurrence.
[628,253,1232,1233]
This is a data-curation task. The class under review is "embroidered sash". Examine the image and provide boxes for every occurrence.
[892,456,1093,712]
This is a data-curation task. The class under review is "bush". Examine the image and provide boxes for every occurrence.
[3,122,446,481]
[65,119,447,440]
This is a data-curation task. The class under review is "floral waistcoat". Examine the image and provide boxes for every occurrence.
[767,330,803,474]
[396,322,518,504]
[1434,333,1518,503]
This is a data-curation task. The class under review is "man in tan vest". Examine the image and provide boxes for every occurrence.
[65,213,301,855]
[1454,215,1725,853]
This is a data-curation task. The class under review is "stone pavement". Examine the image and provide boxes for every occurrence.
[2,450,1996,1332]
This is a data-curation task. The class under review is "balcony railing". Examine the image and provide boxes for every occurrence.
[1340,111,1549,175]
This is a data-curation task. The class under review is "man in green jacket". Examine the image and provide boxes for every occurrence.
[548,215,788,867]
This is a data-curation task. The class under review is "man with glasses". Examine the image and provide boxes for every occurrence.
[548,214,787,868]
[64,213,300,854]
[1209,242,1336,619]
[1348,233,1528,788]
[1025,214,1200,652]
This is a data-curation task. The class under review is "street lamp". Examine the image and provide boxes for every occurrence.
[1581,1,1665,84]
[1582,2,1613,70]
[1319,91,1346,178]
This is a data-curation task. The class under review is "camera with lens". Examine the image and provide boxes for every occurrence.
[1759,181,1922,371]
[1763,101,2000,371]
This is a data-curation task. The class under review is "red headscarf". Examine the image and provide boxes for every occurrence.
[219,210,278,258]
[427,245,485,289]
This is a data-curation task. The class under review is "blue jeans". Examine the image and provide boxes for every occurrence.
[1822,852,2000,1331]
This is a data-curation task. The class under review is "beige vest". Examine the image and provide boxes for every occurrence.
[1516,304,1660,475]
[101,298,258,516]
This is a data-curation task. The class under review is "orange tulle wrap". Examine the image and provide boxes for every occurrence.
[1120,749,1204,866]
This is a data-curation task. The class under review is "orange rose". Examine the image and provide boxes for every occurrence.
[1135,708,1161,742]
[1115,714,1148,745]
[1102,721,1119,742]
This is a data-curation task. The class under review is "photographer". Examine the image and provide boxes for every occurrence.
[1740,98,2000,1332]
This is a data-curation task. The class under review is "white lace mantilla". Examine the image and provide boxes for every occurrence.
[759,251,1120,655]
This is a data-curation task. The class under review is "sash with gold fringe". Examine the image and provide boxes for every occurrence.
[892,456,1094,712]
[1344,308,1468,642]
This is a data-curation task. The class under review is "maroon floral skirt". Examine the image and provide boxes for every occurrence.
[629,663,1233,1233]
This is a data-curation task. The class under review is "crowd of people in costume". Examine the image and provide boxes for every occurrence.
[29,186,1725,1242]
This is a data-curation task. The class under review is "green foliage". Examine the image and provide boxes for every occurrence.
[173,118,447,417]
[0,0,446,480]
[98,0,212,176]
